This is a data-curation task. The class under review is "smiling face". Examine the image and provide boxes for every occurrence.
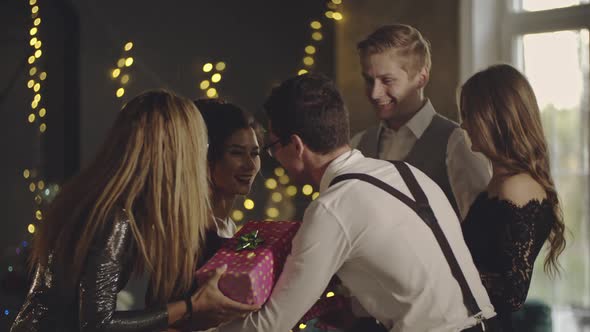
[360,49,426,128]
[210,127,261,196]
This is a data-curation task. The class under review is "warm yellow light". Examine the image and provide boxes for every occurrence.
[28,56,36,64]
[203,63,213,72]
[327,2,337,9]
[23,169,30,179]
[31,6,39,14]
[325,11,334,19]
[265,178,278,190]
[34,195,42,204]
[200,80,210,90]
[333,12,343,20]
[124,42,133,51]
[312,32,323,41]
[29,0,37,5]
[27,80,35,88]
[326,291,335,297]
[286,185,297,196]
[29,183,36,192]
[125,57,134,67]
[271,192,283,202]
[35,210,43,220]
[39,108,46,117]
[206,88,217,98]
[112,68,121,78]
[305,45,316,55]
[216,62,226,71]
[39,123,46,133]
[28,114,36,123]
[303,57,314,66]
[244,199,255,210]
[29,37,37,46]
[298,324,307,330]
[34,18,41,26]
[117,58,126,68]
[116,88,125,98]
[298,69,308,76]
[274,167,285,177]
[266,207,279,218]
[312,192,320,200]
[28,224,36,234]
[39,72,47,80]
[332,0,342,3]
[310,21,322,29]
[34,94,41,102]
[121,74,130,84]
[30,27,38,36]
[31,100,38,109]
[232,210,244,221]
[302,184,313,196]
[29,67,37,76]
[211,73,222,83]
[37,180,45,189]
[279,175,290,185]
[34,50,42,58]
[33,83,40,92]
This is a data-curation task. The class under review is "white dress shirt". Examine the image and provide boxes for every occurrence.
[216,150,495,332]
[351,100,491,220]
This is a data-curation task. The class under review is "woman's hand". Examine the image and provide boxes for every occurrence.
[189,265,260,330]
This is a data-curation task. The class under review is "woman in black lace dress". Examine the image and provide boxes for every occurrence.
[459,64,566,331]
[11,90,258,331]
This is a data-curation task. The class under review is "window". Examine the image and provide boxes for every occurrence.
[461,0,590,329]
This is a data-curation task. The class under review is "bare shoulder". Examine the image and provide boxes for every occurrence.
[497,173,547,206]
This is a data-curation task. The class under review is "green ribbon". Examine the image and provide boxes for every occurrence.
[236,230,264,251]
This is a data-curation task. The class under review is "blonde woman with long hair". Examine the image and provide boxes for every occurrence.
[460,64,566,331]
[11,90,258,332]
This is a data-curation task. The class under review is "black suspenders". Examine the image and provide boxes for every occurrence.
[329,160,486,325]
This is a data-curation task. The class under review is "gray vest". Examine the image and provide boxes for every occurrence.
[357,114,460,217]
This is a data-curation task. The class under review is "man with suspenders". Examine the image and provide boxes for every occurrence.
[216,74,499,332]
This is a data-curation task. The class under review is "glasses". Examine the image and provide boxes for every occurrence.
[262,139,282,157]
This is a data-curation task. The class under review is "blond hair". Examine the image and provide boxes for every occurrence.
[357,24,432,77]
[31,89,211,302]
[460,64,566,276]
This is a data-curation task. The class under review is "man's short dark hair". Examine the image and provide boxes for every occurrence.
[263,73,350,154]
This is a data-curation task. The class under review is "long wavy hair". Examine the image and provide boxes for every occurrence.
[459,64,566,276]
[31,89,211,303]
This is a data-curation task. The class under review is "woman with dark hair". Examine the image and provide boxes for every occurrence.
[459,64,567,331]
[11,90,258,332]
[193,99,261,247]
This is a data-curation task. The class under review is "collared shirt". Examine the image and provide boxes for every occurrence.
[217,150,495,332]
[351,100,491,220]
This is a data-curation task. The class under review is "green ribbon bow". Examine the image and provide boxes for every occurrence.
[236,230,264,251]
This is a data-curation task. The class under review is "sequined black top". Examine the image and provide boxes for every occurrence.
[462,192,554,331]
[11,210,169,332]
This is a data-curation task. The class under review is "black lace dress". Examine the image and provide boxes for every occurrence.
[462,192,554,331]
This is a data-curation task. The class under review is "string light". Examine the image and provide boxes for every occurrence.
[244,199,255,210]
[203,63,213,72]
[302,184,313,196]
[265,178,278,190]
[312,192,320,200]
[199,60,226,98]
[215,62,226,71]
[112,41,134,101]
[232,210,244,221]
[274,167,285,177]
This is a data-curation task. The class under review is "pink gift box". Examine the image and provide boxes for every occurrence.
[196,220,301,306]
